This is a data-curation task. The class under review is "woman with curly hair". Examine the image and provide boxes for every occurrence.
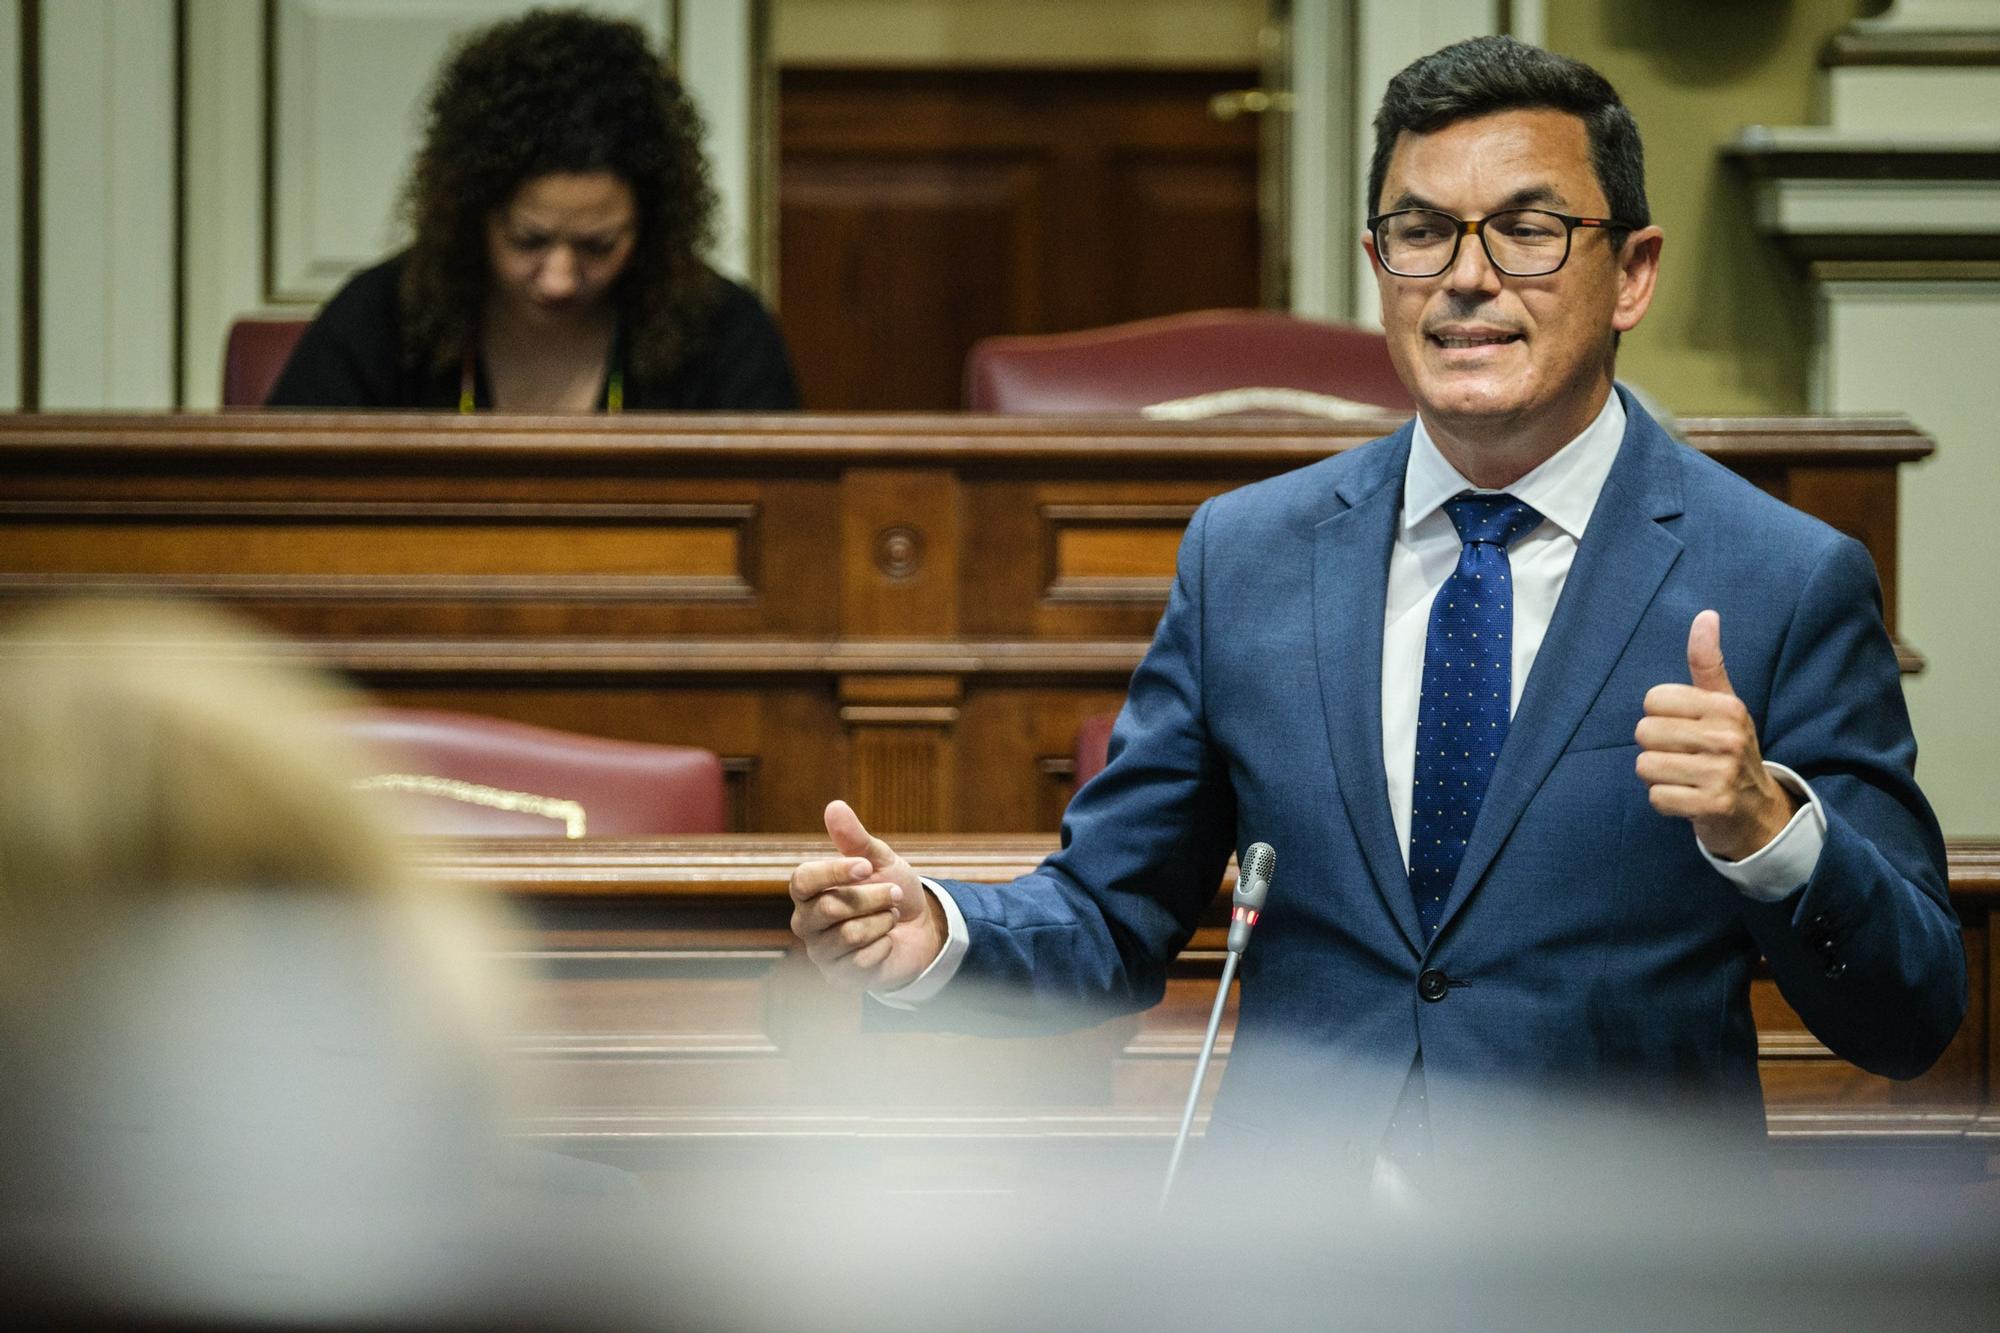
[268,8,798,411]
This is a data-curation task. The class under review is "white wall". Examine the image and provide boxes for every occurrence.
[37,1,177,410]
[1821,282,2000,836]
[678,0,763,284]
[0,1,21,410]
[1291,0,1537,322]
[1342,0,1506,325]
[181,0,267,411]
[1285,0,1349,320]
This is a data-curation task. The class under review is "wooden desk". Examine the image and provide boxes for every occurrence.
[419,835,1997,1171]
[0,412,1931,833]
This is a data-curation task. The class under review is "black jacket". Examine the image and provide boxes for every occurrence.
[266,252,801,411]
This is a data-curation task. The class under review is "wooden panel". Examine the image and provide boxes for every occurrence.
[963,480,1227,639]
[405,834,1999,1169]
[847,731,945,836]
[0,411,1936,832]
[839,673,962,835]
[519,948,789,1057]
[839,467,961,638]
[0,471,835,640]
[1783,464,1902,628]
[0,504,752,594]
[1043,503,1193,600]
[1106,150,1260,319]
[953,682,1133,832]
[779,155,1041,411]
[779,68,1260,410]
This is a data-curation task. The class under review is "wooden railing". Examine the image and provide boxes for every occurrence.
[405,834,1999,1166]
[0,411,1933,833]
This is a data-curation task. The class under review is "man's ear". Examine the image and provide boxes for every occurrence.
[1360,232,1393,325]
[1612,225,1664,334]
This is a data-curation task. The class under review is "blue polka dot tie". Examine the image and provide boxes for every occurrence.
[1408,493,1544,940]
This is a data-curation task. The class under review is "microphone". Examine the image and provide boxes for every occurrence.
[1227,841,1274,955]
[1160,842,1275,1212]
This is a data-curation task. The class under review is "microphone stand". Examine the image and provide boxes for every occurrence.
[1159,950,1239,1212]
[1158,843,1273,1213]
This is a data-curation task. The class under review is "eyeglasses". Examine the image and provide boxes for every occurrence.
[1367,208,1636,278]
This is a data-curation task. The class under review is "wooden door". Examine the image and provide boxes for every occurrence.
[777,67,1263,411]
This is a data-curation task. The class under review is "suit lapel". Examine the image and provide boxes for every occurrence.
[1433,393,1688,938]
[1313,427,1423,956]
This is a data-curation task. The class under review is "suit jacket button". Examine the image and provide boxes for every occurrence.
[1823,960,1848,981]
[1418,968,1450,1002]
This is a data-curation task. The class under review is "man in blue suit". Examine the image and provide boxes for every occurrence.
[788,37,1964,1183]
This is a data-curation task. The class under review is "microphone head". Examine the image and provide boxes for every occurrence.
[1234,842,1275,912]
[1226,843,1274,956]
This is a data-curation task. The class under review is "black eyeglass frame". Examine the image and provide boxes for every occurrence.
[1365,208,1639,278]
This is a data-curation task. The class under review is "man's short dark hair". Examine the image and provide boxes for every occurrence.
[1367,35,1649,233]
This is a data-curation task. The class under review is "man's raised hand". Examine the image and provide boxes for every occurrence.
[788,800,945,992]
[1635,609,1798,861]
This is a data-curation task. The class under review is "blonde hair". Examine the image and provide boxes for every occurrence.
[0,598,513,1041]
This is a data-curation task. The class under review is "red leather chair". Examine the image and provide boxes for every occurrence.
[221,316,311,407]
[333,707,726,837]
[1073,713,1116,794]
[965,309,1415,417]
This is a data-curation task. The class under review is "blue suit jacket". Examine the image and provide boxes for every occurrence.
[935,390,1964,1162]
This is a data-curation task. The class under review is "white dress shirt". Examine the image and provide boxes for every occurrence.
[882,388,1825,1006]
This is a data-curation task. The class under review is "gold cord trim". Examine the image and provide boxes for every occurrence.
[354,773,586,838]
[1141,386,1390,420]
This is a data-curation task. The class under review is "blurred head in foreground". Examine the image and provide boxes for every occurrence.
[0,599,640,1327]
[0,598,408,931]
[0,596,507,1027]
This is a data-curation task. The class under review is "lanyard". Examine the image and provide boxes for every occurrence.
[459,336,625,413]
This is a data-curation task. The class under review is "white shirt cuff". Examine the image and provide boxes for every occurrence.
[868,877,969,1008]
[1698,761,1827,903]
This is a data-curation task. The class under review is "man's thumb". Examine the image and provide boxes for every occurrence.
[1687,609,1733,695]
[823,799,892,868]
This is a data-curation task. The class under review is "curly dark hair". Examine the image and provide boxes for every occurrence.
[398,7,719,381]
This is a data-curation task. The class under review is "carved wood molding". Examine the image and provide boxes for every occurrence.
[0,627,1929,681]
[0,496,763,602]
[0,573,759,603]
[255,638,1154,677]
[838,706,962,725]
[1726,138,2000,183]
[457,835,1994,1155]
[0,627,1928,679]
[1824,31,2000,67]
[0,499,760,522]
[0,412,1938,466]
[510,1105,1994,1147]
[1039,501,1195,604]
[417,834,2000,902]
[410,835,1055,897]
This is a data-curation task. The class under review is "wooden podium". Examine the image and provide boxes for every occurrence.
[0,410,1929,834]
[430,834,2000,1177]
[2,410,1976,1179]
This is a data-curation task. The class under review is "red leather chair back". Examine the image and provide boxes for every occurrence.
[966,309,1415,416]
[1073,713,1117,794]
[222,317,311,407]
[333,707,726,837]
